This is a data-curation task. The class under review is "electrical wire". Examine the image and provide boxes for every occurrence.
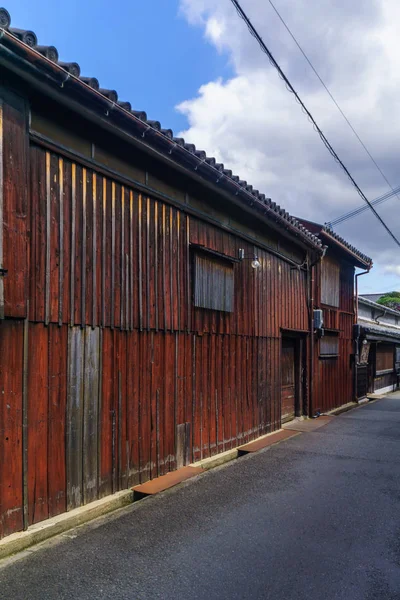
[326,183,400,228]
[229,0,400,247]
[266,0,400,206]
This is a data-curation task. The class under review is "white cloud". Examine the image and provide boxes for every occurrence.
[385,265,400,277]
[178,0,400,290]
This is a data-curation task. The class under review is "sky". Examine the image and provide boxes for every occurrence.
[8,0,400,293]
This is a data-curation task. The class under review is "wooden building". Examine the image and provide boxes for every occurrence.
[356,296,400,398]
[298,221,372,414]
[0,9,371,540]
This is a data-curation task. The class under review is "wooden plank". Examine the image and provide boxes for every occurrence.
[58,158,64,326]
[114,184,122,330]
[238,429,298,455]
[162,203,167,331]
[28,148,38,321]
[73,165,83,325]
[1,91,28,319]
[150,332,158,478]
[146,197,150,331]
[48,324,67,517]
[32,147,47,323]
[0,98,3,318]
[99,328,113,497]
[117,332,128,489]
[138,194,143,331]
[126,329,140,486]
[111,182,116,329]
[66,326,84,510]
[83,327,100,504]
[129,190,134,331]
[123,189,130,331]
[61,160,71,324]
[92,173,97,327]
[27,323,49,525]
[44,152,51,325]
[161,333,171,471]
[101,178,107,327]
[120,187,125,330]
[169,208,174,331]
[70,163,76,326]
[48,153,60,325]
[22,308,29,529]
[154,201,159,331]
[131,191,139,331]
[81,168,87,327]
[133,466,204,499]
[186,216,191,332]
[176,423,186,470]
[84,171,93,327]
[0,321,24,538]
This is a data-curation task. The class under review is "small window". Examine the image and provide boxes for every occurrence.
[194,252,234,312]
[320,331,339,357]
[321,257,340,307]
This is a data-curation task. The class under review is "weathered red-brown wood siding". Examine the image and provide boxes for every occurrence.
[312,258,355,413]
[0,117,311,537]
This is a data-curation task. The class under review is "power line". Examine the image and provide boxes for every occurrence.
[229,0,400,248]
[266,0,400,205]
[326,183,400,228]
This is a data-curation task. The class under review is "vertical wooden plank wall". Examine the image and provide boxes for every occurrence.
[0,89,28,319]
[0,90,28,537]
[313,259,355,413]
[0,142,311,539]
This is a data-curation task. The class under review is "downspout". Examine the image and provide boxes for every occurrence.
[355,269,370,322]
[375,308,386,323]
[308,247,327,418]
[354,269,371,400]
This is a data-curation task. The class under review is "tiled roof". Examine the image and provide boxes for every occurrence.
[359,296,400,317]
[358,318,400,341]
[322,226,372,267]
[0,7,327,252]
[297,217,372,267]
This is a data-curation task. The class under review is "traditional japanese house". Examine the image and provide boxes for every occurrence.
[356,296,400,398]
[298,220,372,414]
[0,8,372,541]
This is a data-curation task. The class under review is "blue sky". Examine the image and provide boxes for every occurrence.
[9,0,232,131]
[7,0,399,294]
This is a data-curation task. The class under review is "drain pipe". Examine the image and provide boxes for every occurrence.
[354,269,371,401]
[355,269,370,322]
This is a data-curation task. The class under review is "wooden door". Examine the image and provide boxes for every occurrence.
[281,338,296,422]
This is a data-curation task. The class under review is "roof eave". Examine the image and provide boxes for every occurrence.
[0,29,324,254]
[320,230,372,269]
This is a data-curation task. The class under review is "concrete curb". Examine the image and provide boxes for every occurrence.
[325,402,359,416]
[0,490,133,561]
[189,427,303,471]
[0,396,373,561]
[190,447,239,471]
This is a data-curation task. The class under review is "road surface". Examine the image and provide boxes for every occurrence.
[1,394,400,599]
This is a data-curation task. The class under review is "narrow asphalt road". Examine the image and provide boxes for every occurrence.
[1,394,400,600]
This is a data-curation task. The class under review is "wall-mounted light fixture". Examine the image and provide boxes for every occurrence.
[238,249,261,269]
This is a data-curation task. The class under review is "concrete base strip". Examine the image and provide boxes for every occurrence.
[0,490,133,561]
[190,448,239,471]
[0,400,359,561]
[283,415,335,432]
